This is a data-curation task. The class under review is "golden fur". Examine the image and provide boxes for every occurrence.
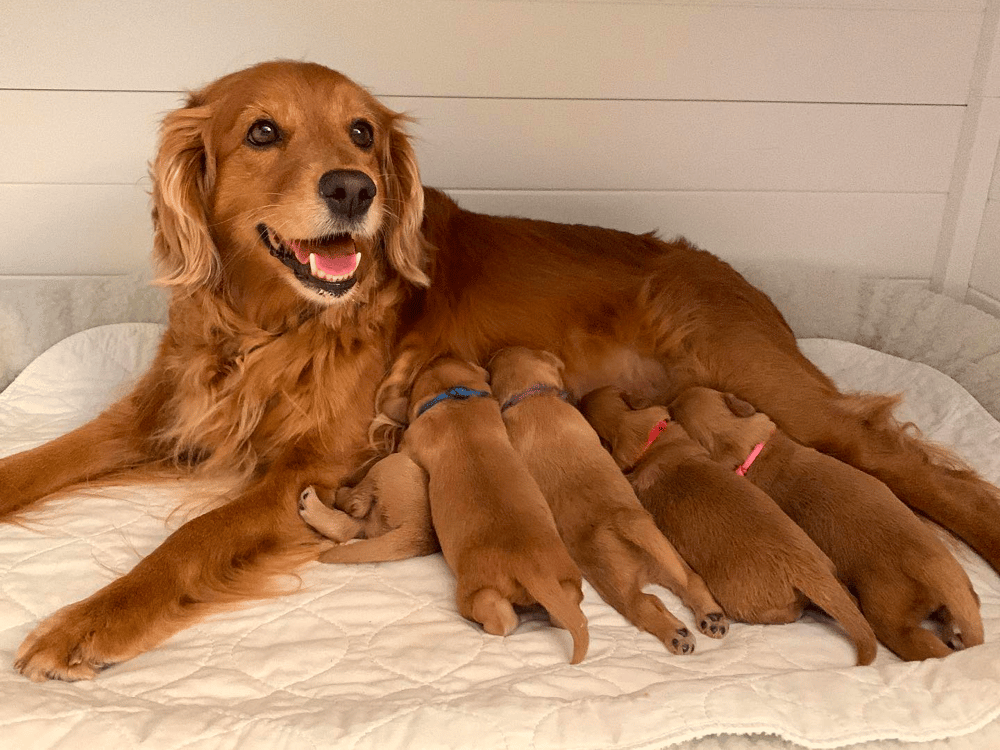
[489,348,728,654]
[581,387,877,666]
[400,358,589,663]
[669,387,984,661]
[1,60,997,680]
[299,452,436,563]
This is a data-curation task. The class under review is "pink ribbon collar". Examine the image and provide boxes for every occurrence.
[736,441,766,476]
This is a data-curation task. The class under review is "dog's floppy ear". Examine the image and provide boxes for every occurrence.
[467,361,491,385]
[622,391,654,410]
[381,112,430,287]
[151,93,219,292]
[381,396,411,426]
[540,350,566,376]
[723,393,757,418]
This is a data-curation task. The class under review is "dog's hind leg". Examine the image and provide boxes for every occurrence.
[618,512,729,638]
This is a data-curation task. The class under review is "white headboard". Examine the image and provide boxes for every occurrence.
[2,0,998,313]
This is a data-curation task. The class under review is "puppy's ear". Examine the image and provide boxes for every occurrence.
[622,392,653,410]
[381,111,430,287]
[151,93,220,292]
[468,361,491,384]
[381,396,410,425]
[724,393,757,418]
[540,350,566,375]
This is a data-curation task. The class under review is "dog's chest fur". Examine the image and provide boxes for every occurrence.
[158,314,386,473]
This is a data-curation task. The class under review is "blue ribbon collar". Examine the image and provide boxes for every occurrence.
[415,386,491,419]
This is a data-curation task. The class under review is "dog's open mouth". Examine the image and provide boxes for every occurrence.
[257,223,361,296]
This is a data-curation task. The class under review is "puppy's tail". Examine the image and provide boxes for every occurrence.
[524,575,590,664]
[619,512,689,589]
[796,575,878,666]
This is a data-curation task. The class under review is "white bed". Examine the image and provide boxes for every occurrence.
[0,312,999,750]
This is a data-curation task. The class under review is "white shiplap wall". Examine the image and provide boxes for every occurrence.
[1,0,997,307]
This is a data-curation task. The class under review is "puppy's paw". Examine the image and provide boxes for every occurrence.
[300,486,363,543]
[469,588,519,636]
[666,627,695,656]
[299,485,324,518]
[698,611,729,639]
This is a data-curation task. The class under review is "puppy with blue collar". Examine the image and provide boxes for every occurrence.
[301,356,589,663]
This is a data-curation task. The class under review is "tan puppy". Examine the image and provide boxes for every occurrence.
[669,386,984,661]
[405,357,588,662]
[488,348,728,654]
[581,386,877,666]
[299,452,437,563]
[489,347,729,654]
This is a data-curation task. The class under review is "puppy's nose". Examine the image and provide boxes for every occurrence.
[318,169,376,220]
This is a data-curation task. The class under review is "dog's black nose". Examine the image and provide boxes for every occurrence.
[318,170,376,220]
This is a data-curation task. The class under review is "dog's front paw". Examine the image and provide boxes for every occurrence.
[15,609,119,682]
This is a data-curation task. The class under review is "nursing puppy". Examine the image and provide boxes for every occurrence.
[299,452,436,563]
[669,386,984,661]
[401,357,588,663]
[581,386,877,666]
[489,348,728,655]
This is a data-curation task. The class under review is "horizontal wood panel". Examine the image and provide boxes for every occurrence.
[0,2,980,104]
[2,92,964,193]
[0,183,944,278]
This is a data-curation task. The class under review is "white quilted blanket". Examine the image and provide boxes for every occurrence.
[1,324,999,750]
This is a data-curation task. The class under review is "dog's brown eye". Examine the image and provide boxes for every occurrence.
[246,119,281,148]
[349,119,374,149]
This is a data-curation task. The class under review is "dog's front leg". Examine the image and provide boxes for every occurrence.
[0,400,153,522]
[13,456,329,682]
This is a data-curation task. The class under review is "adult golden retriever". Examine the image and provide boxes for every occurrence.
[2,60,996,681]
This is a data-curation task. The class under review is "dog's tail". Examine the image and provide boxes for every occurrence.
[618,511,689,589]
[524,574,590,664]
[795,574,878,666]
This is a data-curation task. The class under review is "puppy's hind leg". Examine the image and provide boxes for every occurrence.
[587,527,696,655]
[299,486,364,542]
[467,588,520,637]
[317,524,438,564]
[867,614,953,661]
[620,512,729,638]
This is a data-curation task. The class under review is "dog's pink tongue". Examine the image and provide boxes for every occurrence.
[312,251,359,276]
[290,236,359,276]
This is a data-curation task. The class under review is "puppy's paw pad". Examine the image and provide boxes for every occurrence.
[668,627,695,655]
[699,612,729,638]
[299,486,319,511]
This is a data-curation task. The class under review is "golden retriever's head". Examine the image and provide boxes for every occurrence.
[151,60,428,309]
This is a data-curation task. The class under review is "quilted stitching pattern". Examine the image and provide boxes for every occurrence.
[1,326,999,749]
